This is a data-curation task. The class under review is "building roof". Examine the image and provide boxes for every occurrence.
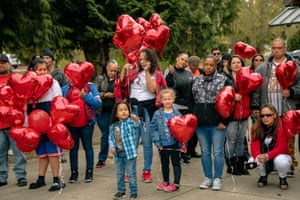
[269,6,300,26]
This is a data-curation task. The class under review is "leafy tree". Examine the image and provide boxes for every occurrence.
[288,28,300,51]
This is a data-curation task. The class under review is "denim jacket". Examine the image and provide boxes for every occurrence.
[150,106,181,148]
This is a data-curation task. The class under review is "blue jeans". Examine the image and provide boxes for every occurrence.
[115,157,137,195]
[132,105,153,171]
[68,125,94,170]
[96,112,111,162]
[0,128,27,182]
[196,126,226,179]
[225,120,248,158]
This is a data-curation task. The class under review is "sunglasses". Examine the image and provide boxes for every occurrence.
[260,113,273,118]
[213,53,220,56]
[254,59,264,62]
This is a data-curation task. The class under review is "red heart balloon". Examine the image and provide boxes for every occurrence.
[16,127,40,152]
[282,110,300,137]
[216,86,235,119]
[64,61,94,89]
[276,61,297,89]
[58,134,74,150]
[8,71,37,100]
[236,68,263,95]
[136,17,151,31]
[149,13,164,29]
[143,25,170,55]
[50,96,80,124]
[48,123,70,142]
[8,126,26,143]
[28,109,51,133]
[234,42,256,59]
[0,106,25,126]
[31,74,53,102]
[113,15,145,54]
[48,123,74,149]
[168,114,198,152]
[0,85,15,106]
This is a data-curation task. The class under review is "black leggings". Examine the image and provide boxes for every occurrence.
[159,144,181,185]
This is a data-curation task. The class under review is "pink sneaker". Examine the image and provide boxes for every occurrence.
[164,183,179,192]
[156,181,168,190]
[142,170,152,183]
[125,176,129,183]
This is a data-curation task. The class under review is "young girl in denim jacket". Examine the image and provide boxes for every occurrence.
[150,88,182,192]
[109,101,139,200]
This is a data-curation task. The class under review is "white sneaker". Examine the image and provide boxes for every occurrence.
[212,178,222,190]
[199,178,213,189]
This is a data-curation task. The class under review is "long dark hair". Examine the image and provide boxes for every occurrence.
[137,48,160,74]
[250,54,264,71]
[251,104,280,141]
[110,101,132,124]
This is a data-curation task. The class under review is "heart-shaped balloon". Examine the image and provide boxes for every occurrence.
[48,123,74,149]
[282,110,300,137]
[276,60,297,89]
[64,61,94,89]
[149,13,164,29]
[31,74,53,102]
[50,96,80,124]
[143,25,170,55]
[167,114,198,152]
[0,85,15,106]
[0,106,25,126]
[236,68,263,95]
[136,17,151,31]
[8,71,37,100]
[28,109,51,133]
[113,14,145,54]
[16,128,40,152]
[8,126,26,143]
[58,134,74,150]
[234,42,256,59]
[216,86,235,119]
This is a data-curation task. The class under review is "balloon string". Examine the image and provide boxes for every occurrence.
[54,147,65,197]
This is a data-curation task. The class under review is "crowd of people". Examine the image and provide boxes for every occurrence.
[0,37,300,200]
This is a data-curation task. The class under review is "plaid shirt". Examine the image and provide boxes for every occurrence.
[109,117,138,160]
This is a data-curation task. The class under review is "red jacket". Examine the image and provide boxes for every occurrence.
[250,122,289,160]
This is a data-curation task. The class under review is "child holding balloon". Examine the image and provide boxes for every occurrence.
[26,57,64,192]
[150,88,182,192]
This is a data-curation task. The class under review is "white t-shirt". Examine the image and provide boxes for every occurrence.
[129,70,155,101]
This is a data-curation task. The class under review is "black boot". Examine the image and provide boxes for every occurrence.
[85,169,93,182]
[225,158,234,174]
[238,157,249,175]
[257,175,268,187]
[69,170,78,183]
[232,157,242,176]
[29,176,46,189]
[279,177,288,190]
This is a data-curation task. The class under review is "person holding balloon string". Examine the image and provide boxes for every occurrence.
[26,57,65,192]
[120,48,166,183]
[224,55,253,176]
[150,88,182,192]
[62,61,102,184]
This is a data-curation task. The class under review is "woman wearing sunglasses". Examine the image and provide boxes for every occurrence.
[250,104,291,190]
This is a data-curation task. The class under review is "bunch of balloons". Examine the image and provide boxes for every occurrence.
[113,13,170,64]
[0,71,80,152]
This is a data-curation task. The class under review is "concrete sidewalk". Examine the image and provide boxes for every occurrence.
[1,127,299,200]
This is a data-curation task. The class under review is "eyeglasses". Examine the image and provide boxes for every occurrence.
[260,113,273,118]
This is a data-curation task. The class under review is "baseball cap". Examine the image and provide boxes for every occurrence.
[0,54,9,62]
[42,49,55,60]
